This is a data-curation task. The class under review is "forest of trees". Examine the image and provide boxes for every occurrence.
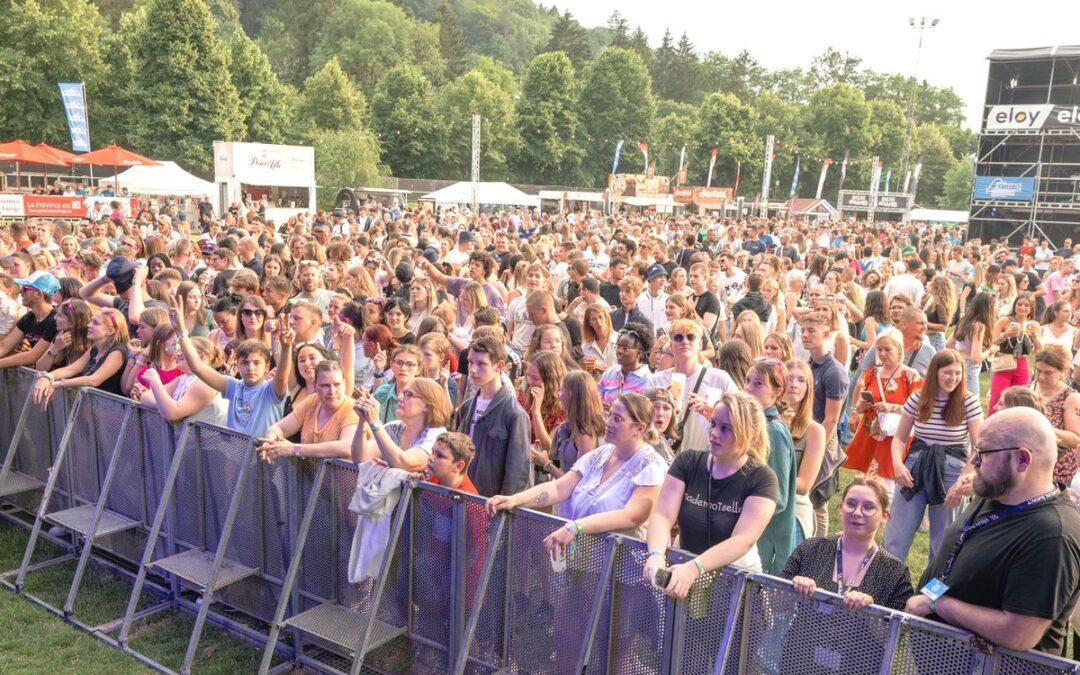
[0,0,977,207]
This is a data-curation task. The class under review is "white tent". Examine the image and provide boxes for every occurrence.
[97,161,214,197]
[909,208,968,224]
[420,181,539,207]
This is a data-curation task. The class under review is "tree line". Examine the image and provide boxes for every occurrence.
[0,0,977,208]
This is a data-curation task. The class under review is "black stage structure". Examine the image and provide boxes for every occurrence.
[969,46,1080,244]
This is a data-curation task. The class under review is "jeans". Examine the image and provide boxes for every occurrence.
[884,452,966,567]
[928,331,946,352]
[964,359,983,407]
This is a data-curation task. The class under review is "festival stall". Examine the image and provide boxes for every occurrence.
[420,181,539,208]
[213,141,315,223]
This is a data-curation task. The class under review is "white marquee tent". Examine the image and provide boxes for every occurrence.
[97,161,214,196]
[420,181,539,208]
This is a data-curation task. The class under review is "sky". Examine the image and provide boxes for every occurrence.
[549,0,1080,131]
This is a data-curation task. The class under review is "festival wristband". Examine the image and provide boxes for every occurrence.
[293,443,301,457]
[692,559,706,577]
[369,421,383,433]
[646,550,664,559]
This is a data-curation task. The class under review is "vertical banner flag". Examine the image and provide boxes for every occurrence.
[815,158,833,199]
[637,142,649,172]
[734,160,742,197]
[788,154,801,199]
[902,170,912,194]
[868,156,882,221]
[884,168,892,193]
[58,83,90,152]
[761,135,775,203]
[706,148,718,187]
[677,145,686,175]
[911,155,925,196]
[610,140,625,174]
[837,150,849,197]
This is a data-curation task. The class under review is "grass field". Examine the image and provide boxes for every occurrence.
[0,517,265,674]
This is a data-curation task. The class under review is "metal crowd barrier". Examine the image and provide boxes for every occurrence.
[0,366,1076,675]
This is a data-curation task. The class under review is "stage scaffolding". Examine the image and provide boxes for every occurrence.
[969,46,1080,244]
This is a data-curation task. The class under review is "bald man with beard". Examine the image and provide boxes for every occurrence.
[906,408,1080,655]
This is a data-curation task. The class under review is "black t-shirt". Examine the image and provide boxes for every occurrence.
[599,281,620,307]
[211,269,238,297]
[694,291,722,326]
[918,492,1080,655]
[16,309,58,349]
[668,452,778,555]
[80,342,129,397]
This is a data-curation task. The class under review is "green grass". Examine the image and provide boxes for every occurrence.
[0,517,267,674]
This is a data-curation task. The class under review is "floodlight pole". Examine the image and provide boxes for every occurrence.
[470,114,481,213]
[900,17,939,182]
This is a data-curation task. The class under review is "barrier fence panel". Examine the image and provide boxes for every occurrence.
[1,380,1078,674]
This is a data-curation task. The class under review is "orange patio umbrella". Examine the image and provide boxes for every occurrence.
[33,143,76,187]
[70,144,160,193]
[0,139,68,190]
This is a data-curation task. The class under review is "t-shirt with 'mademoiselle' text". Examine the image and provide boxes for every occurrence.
[668,452,778,555]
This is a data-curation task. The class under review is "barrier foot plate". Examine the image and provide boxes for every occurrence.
[149,549,257,592]
[0,471,43,498]
[45,505,139,538]
[282,602,406,654]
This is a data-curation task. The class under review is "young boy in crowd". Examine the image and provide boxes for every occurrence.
[422,431,478,495]
[454,336,531,497]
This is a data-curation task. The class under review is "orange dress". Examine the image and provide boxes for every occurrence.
[843,367,922,479]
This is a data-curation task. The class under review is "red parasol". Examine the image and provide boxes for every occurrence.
[33,143,76,188]
[70,144,160,193]
[0,139,69,191]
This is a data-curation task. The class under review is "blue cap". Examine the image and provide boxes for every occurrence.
[14,271,60,296]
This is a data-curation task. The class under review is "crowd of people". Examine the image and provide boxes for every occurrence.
[0,202,1079,658]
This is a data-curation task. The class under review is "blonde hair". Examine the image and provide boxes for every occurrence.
[406,377,452,428]
[582,302,613,343]
[784,360,814,438]
[717,391,769,464]
[734,310,765,357]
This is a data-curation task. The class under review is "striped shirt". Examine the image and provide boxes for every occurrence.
[903,390,982,446]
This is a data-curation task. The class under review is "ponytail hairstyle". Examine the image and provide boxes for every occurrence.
[748,358,788,414]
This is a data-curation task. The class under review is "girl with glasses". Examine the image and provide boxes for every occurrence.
[136,336,228,426]
[782,475,913,658]
[125,323,182,400]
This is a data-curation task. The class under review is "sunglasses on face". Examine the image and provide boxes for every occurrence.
[671,333,698,343]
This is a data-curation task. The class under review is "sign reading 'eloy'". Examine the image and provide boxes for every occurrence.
[985,104,1080,131]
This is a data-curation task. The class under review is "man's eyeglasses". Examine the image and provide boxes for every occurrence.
[971,444,1022,463]
[671,333,698,343]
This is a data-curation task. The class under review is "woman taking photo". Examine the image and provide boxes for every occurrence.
[989,291,1040,412]
[598,323,653,406]
[487,392,667,546]
[783,475,913,612]
[885,349,982,566]
[948,291,996,405]
[744,359,797,576]
[534,371,606,481]
[845,329,922,493]
[259,361,359,462]
[784,360,826,541]
[643,391,778,597]
[352,377,452,470]
[32,307,130,407]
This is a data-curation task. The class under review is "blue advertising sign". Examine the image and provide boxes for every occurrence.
[973,175,1035,202]
[57,83,90,152]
